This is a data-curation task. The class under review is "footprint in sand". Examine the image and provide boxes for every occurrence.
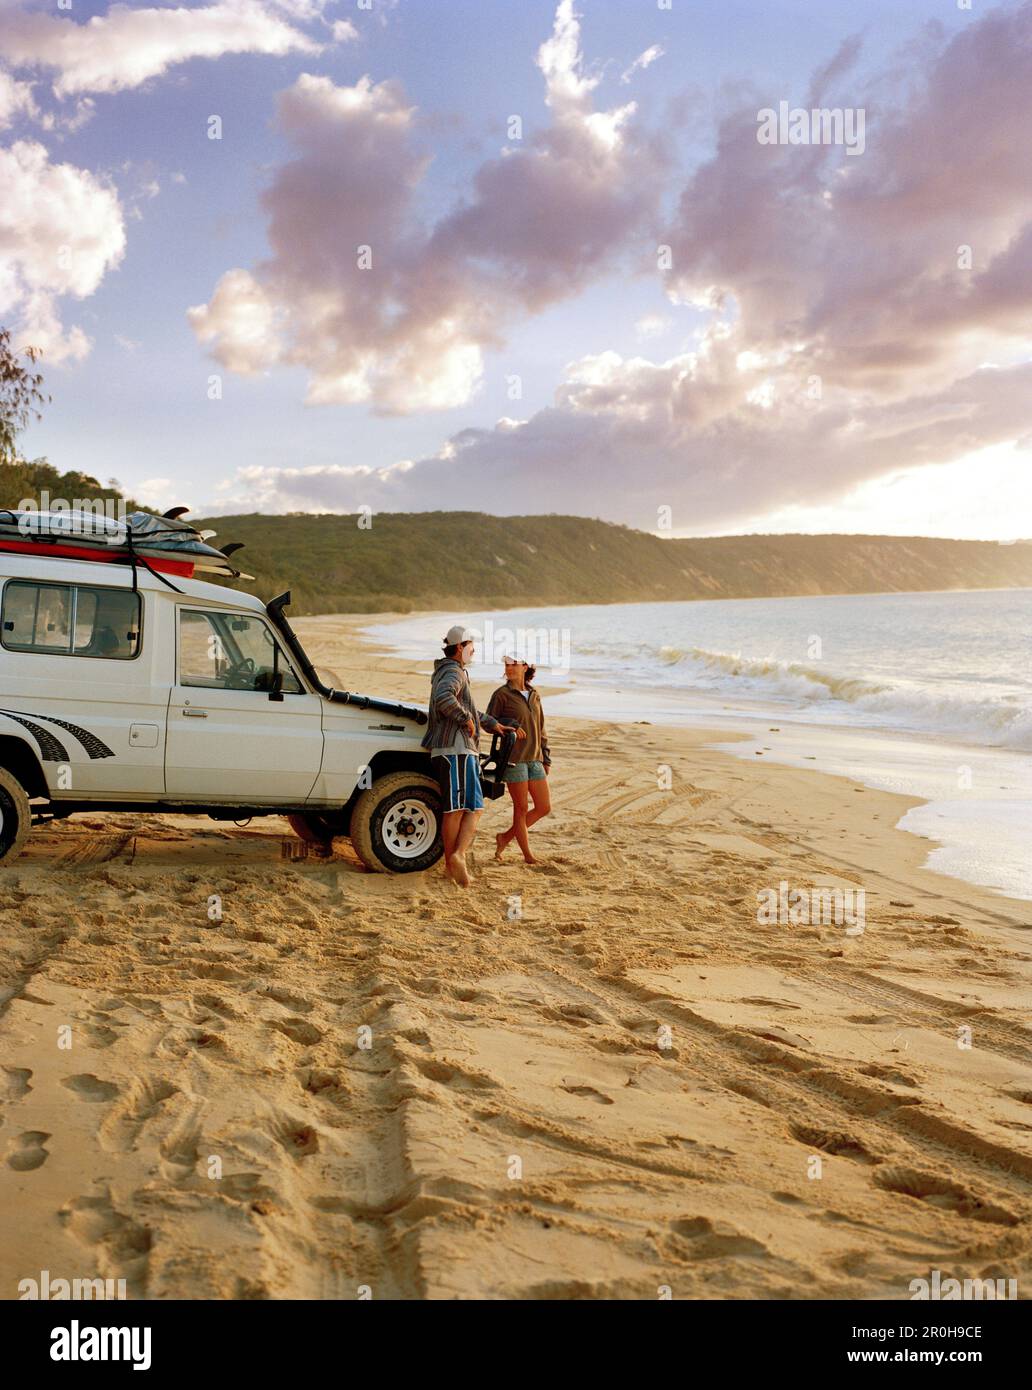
[789,1120,879,1165]
[98,1077,177,1153]
[81,1022,119,1048]
[159,1107,204,1179]
[191,992,240,1021]
[270,1017,323,1046]
[59,1192,152,1261]
[1,1067,32,1100]
[273,1120,320,1158]
[298,1067,349,1107]
[873,1166,1018,1225]
[414,1057,500,1091]
[6,1130,50,1170]
[261,986,314,1014]
[62,1074,119,1102]
[669,1215,768,1259]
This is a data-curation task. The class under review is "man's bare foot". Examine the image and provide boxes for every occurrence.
[495,833,508,861]
[522,853,538,865]
[449,851,470,888]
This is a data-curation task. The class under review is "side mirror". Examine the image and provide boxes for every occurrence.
[268,669,285,702]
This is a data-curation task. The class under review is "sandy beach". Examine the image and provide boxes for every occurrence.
[2,614,1030,1301]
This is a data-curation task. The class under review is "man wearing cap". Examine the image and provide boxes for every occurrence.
[421,625,524,887]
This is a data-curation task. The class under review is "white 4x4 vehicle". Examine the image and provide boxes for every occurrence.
[0,531,451,872]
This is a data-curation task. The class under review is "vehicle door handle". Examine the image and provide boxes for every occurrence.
[182,709,208,718]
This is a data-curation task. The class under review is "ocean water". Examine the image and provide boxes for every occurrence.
[363,589,1032,901]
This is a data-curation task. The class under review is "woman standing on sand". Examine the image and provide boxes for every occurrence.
[488,654,551,864]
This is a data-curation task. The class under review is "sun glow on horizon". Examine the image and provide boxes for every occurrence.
[671,445,1032,542]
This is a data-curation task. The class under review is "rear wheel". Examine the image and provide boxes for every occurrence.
[0,768,32,864]
[349,771,442,874]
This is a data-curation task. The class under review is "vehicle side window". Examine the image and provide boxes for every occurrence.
[1,581,141,659]
[178,609,303,693]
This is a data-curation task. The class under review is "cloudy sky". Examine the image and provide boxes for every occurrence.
[2,0,1030,538]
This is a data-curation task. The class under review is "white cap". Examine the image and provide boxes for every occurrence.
[502,652,528,665]
[444,624,474,646]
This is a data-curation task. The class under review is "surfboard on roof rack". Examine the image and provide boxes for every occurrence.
[0,508,251,580]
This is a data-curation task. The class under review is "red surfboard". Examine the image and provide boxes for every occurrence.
[0,536,196,577]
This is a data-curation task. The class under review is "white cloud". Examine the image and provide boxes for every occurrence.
[665,11,1032,403]
[1,1,320,98]
[189,3,663,412]
[537,0,599,112]
[213,346,1032,532]
[0,69,39,127]
[0,140,126,364]
[620,44,664,85]
[134,476,178,508]
[189,268,281,375]
[212,3,1031,531]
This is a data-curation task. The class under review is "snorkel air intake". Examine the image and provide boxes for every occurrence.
[266,591,428,725]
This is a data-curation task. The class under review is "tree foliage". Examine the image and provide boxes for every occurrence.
[0,327,50,466]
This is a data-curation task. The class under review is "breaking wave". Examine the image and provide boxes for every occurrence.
[656,646,1032,750]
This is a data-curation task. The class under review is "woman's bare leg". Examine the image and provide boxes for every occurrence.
[495,785,515,859]
[496,783,513,856]
[502,781,534,862]
[525,777,551,831]
[496,781,524,856]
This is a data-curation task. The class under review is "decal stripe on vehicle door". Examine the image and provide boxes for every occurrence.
[29,714,115,760]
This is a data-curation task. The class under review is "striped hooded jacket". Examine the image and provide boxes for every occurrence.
[420,657,504,753]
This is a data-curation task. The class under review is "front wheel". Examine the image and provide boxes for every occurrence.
[348,771,442,874]
[0,768,32,864]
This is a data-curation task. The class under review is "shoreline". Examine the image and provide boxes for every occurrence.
[315,610,1032,908]
[1,613,1030,1300]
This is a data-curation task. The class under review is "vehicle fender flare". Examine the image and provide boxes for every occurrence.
[0,732,50,799]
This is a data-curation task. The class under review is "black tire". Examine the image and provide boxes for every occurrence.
[349,771,442,874]
[0,767,32,864]
[286,809,351,845]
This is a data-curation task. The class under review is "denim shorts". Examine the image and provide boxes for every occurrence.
[502,759,547,784]
[432,753,484,812]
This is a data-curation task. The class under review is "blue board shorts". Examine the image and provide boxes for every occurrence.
[432,753,484,812]
[502,759,547,784]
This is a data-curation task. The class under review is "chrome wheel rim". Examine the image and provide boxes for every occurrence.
[382,798,437,858]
